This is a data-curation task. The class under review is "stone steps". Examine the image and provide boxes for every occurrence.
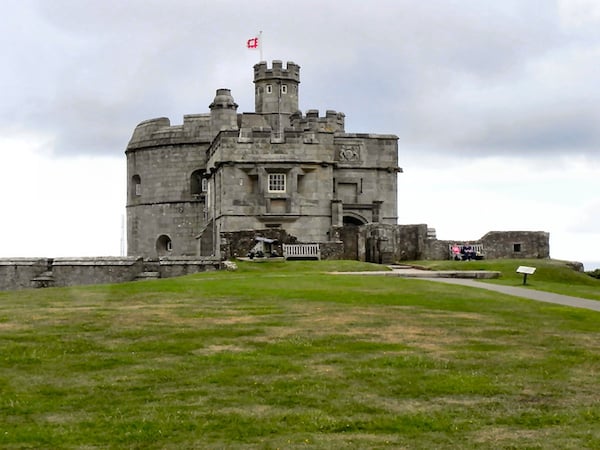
[135,271,160,281]
[30,271,55,288]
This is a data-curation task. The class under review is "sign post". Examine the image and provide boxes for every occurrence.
[516,266,536,285]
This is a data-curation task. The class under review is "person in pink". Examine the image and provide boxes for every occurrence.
[451,244,461,260]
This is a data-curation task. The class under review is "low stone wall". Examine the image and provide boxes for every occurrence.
[0,257,222,291]
[426,231,550,261]
[393,224,429,261]
[0,258,51,291]
[425,239,454,260]
[480,231,550,259]
[424,233,550,261]
[51,257,144,287]
[159,257,221,278]
[320,241,344,260]
[0,229,551,290]
[359,223,429,263]
[357,224,551,263]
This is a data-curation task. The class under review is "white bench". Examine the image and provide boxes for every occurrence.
[283,244,321,260]
[449,244,485,260]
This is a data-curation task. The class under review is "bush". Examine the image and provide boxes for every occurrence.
[586,268,600,279]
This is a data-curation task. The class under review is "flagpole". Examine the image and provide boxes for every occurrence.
[259,30,263,61]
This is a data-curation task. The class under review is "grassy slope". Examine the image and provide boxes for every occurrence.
[411,258,600,300]
[0,259,599,449]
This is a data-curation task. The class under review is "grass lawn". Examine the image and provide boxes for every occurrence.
[1,260,599,449]
[411,258,600,301]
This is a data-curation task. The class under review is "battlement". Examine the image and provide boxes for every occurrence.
[127,114,215,148]
[290,109,345,133]
[254,60,300,83]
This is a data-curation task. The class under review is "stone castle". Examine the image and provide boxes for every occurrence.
[126,61,400,260]
[0,60,550,290]
[125,60,549,264]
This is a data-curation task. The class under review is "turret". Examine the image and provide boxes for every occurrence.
[210,88,238,136]
[253,60,300,114]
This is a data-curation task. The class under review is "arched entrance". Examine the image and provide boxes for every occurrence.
[341,215,366,260]
[156,235,173,256]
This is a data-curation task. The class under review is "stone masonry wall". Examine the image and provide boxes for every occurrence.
[320,241,344,260]
[424,239,453,260]
[480,231,550,259]
[358,225,550,263]
[158,257,221,278]
[358,223,429,263]
[0,258,51,291]
[393,224,429,260]
[0,257,221,291]
[50,257,145,288]
[422,231,550,260]
[127,201,205,257]
[126,140,209,257]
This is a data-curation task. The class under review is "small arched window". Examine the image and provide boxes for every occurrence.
[132,175,141,197]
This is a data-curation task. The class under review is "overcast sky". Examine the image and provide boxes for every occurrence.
[1,0,599,269]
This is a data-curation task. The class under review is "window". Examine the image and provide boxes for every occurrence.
[206,181,211,212]
[132,175,141,197]
[191,170,209,196]
[513,243,522,252]
[281,84,287,94]
[268,173,286,193]
[266,84,272,94]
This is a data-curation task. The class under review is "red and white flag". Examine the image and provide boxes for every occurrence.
[247,36,259,49]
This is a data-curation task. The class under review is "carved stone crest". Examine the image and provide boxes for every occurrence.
[339,145,361,162]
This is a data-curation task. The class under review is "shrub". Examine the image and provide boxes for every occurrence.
[586,268,600,279]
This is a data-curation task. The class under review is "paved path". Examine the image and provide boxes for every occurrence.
[332,267,501,279]
[332,266,600,312]
[417,277,600,312]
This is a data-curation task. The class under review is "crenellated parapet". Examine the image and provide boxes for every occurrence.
[290,109,345,133]
[253,60,300,83]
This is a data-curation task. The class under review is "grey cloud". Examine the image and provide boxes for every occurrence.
[467,108,600,154]
[2,0,599,160]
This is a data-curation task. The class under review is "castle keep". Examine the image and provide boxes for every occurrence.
[0,60,552,290]
[126,61,400,259]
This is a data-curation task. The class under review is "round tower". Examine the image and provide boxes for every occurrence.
[125,116,208,258]
[253,60,300,114]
